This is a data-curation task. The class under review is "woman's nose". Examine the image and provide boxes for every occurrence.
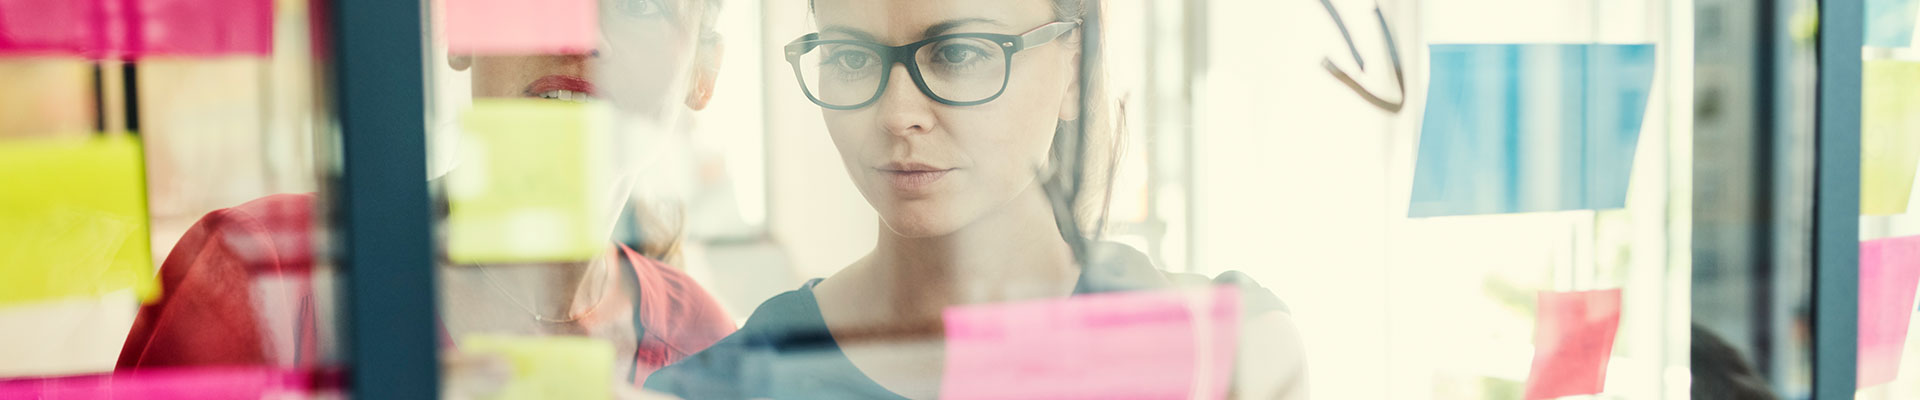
[875,63,934,137]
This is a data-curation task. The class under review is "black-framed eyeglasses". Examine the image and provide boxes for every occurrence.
[783,21,1079,110]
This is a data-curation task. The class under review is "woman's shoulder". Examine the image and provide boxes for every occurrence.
[1085,241,1290,315]
[1163,269,1291,315]
[641,285,837,398]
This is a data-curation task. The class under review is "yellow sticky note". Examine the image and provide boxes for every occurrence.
[0,135,157,306]
[1863,61,1920,215]
[459,335,616,400]
[447,99,608,264]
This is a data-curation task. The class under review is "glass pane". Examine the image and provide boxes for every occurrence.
[0,0,338,396]
[426,0,765,396]
[1857,0,1920,396]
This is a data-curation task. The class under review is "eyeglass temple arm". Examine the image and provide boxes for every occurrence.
[782,33,819,60]
[1013,21,1080,52]
[1324,6,1406,113]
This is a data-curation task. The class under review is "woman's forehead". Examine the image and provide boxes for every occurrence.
[812,0,1054,43]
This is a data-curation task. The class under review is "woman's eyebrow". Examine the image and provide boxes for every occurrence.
[818,18,1006,42]
[923,18,1005,37]
[819,25,878,41]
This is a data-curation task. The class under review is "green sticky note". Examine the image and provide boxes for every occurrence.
[1863,61,1920,216]
[448,99,608,264]
[0,135,156,306]
[460,335,616,400]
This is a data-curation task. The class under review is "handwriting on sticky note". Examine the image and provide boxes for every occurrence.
[1859,235,1920,388]
[1524,289,1622,400]
[445,0,597,55]
[461,335,616,400]
[0,135,157,307]
[0,367,311,399]
[1862,61,1920,216]
[447,99,608,264]
[1409,44,1656,217]
[941,287,1239,400]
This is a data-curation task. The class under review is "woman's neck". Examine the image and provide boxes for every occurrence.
[866,184,1080,310]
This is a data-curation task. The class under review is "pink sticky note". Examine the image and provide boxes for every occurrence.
[445,0,596,55]
[941,288,1239,400]
[0,367,313,399]
[1524,289,1622,400]
[1859,235,1920,388]
[124,0,273,57]
[0,0,110,57]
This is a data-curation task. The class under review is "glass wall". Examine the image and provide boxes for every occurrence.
[0,0,1897,398]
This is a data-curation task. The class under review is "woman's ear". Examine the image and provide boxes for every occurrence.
[684,37,725,111]
[449,54,473,71]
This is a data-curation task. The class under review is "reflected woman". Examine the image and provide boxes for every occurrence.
[645,0,1308,398]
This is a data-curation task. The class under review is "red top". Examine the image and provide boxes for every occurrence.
[116,193,736,387]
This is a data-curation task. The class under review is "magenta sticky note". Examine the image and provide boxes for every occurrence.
[1523,289,1622,400]
[0,367,312,399]
[941,287,1240,400]
[0,0,110,57]
[445,0,596,55]
[124,0,273,57]
[1859,235,1920,388]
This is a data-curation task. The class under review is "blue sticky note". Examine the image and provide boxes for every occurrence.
[1869,0,1919,48]
[1409,44,1656,218]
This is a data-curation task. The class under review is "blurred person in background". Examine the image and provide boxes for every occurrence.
[116,0,735,396]
[1691,324,1780,400]
[643,0,1308,398]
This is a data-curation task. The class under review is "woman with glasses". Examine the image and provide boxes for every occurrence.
[645,0,1307,398]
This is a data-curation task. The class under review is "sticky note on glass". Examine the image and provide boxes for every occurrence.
[1868,0,1919,48]
[1862,61,1920,215]
[1524,289,1622,400]
[447,99,608,264]
[1859,235,1920,388]
[1410,44,1656,218]
[941,287,1239,400]
[0,0,108,57]
[445,0,596,55]
[0,367,311,399]
[125,0,274,57]
[460,335,616,400]
[0,135,157,307]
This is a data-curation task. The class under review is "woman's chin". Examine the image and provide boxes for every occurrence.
[877,211,966,239]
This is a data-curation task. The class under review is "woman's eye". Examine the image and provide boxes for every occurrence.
[934,44,986,64]
[612,0,662,18]
[830,51,872,70]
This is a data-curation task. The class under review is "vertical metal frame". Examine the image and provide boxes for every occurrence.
[1811,0,1863,396]
[325,0,438,397]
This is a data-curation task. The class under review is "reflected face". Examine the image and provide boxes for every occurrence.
[811,0,1078,238]
[462,0,703,120]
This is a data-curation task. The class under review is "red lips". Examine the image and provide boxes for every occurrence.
[524,75,595,97]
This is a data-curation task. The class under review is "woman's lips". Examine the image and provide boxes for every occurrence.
[524,75,595,100]
[880,169,952,192]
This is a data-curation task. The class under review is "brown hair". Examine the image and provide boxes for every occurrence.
[1045,0,1123,247]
